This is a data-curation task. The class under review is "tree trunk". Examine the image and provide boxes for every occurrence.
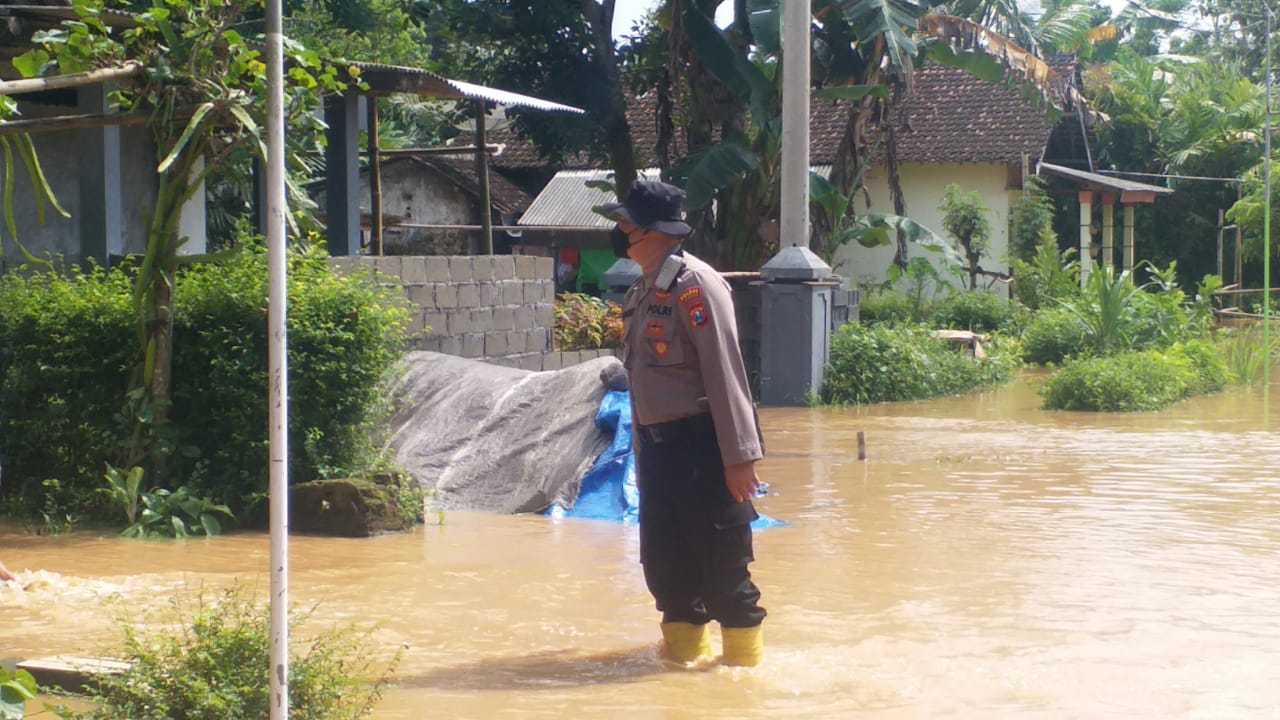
[583,0,637,197]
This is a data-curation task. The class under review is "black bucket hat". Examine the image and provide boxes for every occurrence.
[600,180,692,237]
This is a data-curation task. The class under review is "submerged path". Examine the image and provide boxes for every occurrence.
[4,375,1279,718]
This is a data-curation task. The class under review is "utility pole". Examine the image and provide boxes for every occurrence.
[265,0,290,716]
[1265,4,1272,385]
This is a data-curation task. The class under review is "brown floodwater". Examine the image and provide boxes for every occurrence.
[5,373,1280,719]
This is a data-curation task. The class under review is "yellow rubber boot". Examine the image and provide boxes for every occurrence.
[720,624,763,667]
[659,622,713,664]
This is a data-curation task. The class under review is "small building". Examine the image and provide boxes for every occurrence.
[498,57,1110,295]
[317,153,532,257]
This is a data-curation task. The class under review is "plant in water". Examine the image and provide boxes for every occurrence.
[55,583,400,720]
[100,465,233,538]
[1217,324,1279,385]
[1059,265,1145,355]
[1,668,37,720]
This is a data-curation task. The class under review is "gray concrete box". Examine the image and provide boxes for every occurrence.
[759,281,837,406]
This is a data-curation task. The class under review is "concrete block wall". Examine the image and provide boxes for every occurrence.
[329,254,618,371]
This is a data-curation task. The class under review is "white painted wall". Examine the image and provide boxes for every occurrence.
[831,162,1017,294]
[0,99,202,271]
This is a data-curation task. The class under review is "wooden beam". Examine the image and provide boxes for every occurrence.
[1120,190,1156,204]
[0,109,151,135]
[358,145,502,157]
[0,62,142,96]
[475,99,493,255]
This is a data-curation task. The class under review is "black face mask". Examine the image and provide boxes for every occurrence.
[610,226,631,259]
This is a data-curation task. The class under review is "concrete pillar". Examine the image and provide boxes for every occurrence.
[1078,190,1094,287]
[601,258,641,305]
[177,155,207,255]
[759,246,834,406]
[1100,193,1115,270]
[324,93,362,256]
[78,84,123,265]
[1123,203,1137,271]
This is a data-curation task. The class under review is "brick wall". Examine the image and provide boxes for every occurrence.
[329,254,617,371]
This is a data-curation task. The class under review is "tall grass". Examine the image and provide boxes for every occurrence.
[1217,324,1279,385]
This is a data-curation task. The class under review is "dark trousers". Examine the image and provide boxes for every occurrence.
[637,416,766,629]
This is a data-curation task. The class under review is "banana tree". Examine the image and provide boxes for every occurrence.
[18,0,350,478]
[810,171,962,271]
[667,0,1088,272]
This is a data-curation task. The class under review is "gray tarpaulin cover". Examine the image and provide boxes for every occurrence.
[386,351,623,514]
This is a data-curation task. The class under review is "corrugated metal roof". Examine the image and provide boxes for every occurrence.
[520,168,833,228]
[518,169,663,228]
[0,10,583,115]
[349,61,584,114]
[1039,162,1173,195]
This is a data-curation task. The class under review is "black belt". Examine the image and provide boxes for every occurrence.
[637,413,715,445]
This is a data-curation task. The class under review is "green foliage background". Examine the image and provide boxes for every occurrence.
[0,244,409,522]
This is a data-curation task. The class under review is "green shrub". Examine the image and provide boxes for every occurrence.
[821,322,1014,405]
[932,291,1014,333]
[553,292,622,350]
[856,286,913,325]
[1020,306,1088,365]
[170,244,410,511]
[0,243,410,522]
[0,261,136,522]
[57,584,398,720]
[1010,236,1078,311]
[1040,342,1227,412]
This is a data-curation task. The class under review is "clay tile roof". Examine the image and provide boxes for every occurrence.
[811,59,1073,165]
[493,57,1072,171]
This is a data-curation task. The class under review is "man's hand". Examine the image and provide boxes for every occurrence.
[724,461,761,503]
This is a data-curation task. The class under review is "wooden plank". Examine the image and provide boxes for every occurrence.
[17,655,132,692]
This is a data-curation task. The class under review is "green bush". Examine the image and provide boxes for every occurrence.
[57,584,398,720]
[170,244,410,511]
[1040,341,1228,412]
[932,291,1015,333]
[855,287,913,325]
[0,244,410,522]
[1009,236,1078,311]
[821,322,1014,405]
[0,262,136,522]
[1021,306,1088,365]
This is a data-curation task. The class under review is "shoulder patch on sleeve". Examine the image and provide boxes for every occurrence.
[687,303,709,328]
[679,286,703,306]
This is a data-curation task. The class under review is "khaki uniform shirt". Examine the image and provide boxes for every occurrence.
[621,251,764,468]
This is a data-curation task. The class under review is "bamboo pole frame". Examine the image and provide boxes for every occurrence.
[0,62,142,96]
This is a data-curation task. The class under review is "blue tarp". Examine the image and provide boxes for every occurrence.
[548,390,786,530]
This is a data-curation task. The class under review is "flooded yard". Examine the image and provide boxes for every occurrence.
[5,373,1280,719]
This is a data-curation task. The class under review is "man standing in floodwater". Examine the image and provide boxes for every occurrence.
[602,180,766,667]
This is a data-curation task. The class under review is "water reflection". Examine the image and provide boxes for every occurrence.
[5,376,1280,718]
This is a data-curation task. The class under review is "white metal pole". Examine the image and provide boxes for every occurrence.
[1264,5,1272,386]
[780,0,810,249]
[265,0,290,715]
